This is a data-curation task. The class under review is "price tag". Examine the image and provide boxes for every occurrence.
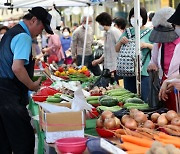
[100,138,126,154]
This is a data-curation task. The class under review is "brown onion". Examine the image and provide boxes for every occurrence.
[151,113,160,123]
[96,117,104,128]
[104,118,116,129]
[171,117,180,126]
[166,110,178,121]
[134,111,147,123]
[157,115,168,126]
[121,115,131,125]
[129,109,139,118]
[125,118,137,130]
[143,120,155,129]
[114,117,121,128]
[101,110,114,121]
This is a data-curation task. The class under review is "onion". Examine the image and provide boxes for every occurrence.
[161,113,167,116]
[101,110,114,121]
[125,118,137,130]
[134,111,147,123]
[96,117,104,128]
[129,109,139,118]
[104,118,116,129]
[157,115,168,126]
[166,110,178,121]
[171,117,180,126]
[143,120,155,129]
[114,117,121,128]
[121,115,131,125]
[151,113,160,123]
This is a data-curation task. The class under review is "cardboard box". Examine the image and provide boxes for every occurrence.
[39,103,85,143]
[39,103,84,132]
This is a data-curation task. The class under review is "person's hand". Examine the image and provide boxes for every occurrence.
[147,63,158,71]
[120,36,129,45]
[159,80,169,101]
[30,77,42,92]
[92,59,99,66]
[141,42,147,49]
[167,81,180,91]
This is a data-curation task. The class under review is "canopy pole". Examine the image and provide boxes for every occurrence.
[134,0,141,96]
[81,6,90,66]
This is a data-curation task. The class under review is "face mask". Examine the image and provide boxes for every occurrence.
[175,27,180,37]
[130,17,143,27]
[84,24,89,29]
[99,25,104,31]
[63,32,69,37]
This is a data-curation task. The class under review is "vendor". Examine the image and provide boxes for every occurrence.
[0,7,53,153]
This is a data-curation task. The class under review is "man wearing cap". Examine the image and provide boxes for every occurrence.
[0,7,53,153]
[158,3,180,104]
[148,6,180,111]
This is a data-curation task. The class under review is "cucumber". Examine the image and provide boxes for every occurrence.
[123,103,145,108]
[100,98,119,107]
[46,97,61,103]
[86,96,100,101]
[108,91,130,96]
[105,88,124,94]
[126,104,149,110]
[125,97,144,104]
[87,100,99,104]
[54,93,61,98]
[97,105,122,112]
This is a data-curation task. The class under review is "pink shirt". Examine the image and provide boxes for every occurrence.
[163,38,180,74]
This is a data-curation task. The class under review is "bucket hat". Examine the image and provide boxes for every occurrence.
[28,7,53,34]
[167,3,180,25]
[149,7,178,43]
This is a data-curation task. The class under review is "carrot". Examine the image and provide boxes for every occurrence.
[159,132,180,140]
[164,125,180,132]
[125,128,152,140]
[121,135,153,147]
[119,142,149,151]
[163,128,180,136]
[136,127,158,134]
[127,150,148,154]
[138,131,153,140]
[160,139,180,148]
[115,129,126,135]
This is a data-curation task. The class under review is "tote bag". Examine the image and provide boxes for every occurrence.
[117,28,150,77]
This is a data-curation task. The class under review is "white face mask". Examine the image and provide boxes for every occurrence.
[130,17,143,27]
[99,25,104,31]
[84,24,89,29]
[63,31,69,37]
[175,27,180,37]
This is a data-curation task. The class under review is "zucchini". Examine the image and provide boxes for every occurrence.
[54,93,61,98]
[126,104,149,110]
[108,91,130,96]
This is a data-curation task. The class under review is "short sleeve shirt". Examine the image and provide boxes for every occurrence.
[11,21,32,65]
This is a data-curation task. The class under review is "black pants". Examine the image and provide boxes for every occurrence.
[0,89,35,154]
[76,54,101,76]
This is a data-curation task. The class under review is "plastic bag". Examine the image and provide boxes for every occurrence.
[93,45,104,60]
[92,69,113,88]
[147,71,163,109]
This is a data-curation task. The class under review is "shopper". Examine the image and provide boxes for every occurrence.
[0,7,53,154]
[112,17,127,33]
[115,7,153,102]
[0,25,9,41]
[158,4,180,108]
[60,27,72,64]
[92,12,122,83]
[71,15,101,76]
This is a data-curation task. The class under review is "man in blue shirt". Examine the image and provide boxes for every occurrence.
[0,7,53,154]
